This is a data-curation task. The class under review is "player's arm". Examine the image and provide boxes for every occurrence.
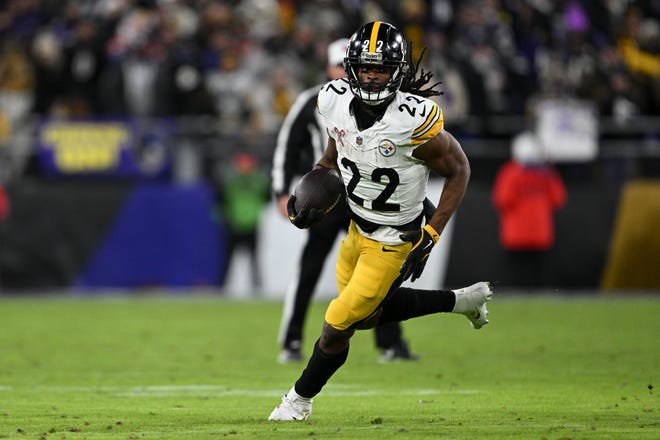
[412,129,470,237]
[399,129,470,282]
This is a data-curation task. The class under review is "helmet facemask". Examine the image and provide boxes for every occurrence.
[344,22,409,105]
[346,62,406,105]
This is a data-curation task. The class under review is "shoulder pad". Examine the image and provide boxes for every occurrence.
[317,79,351,114]
[400,95,443,146]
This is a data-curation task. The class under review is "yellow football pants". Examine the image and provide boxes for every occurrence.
[325,221,411,330]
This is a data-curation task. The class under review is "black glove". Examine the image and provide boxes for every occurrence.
[287,195,325,229]
[399,224,440,282]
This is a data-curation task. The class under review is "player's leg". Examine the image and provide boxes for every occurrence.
[377,282,493,329]
[269,222,405,420]
[270,223,357,420]
[269,322,354,421]
[293,224,406,387]
[289,227,404,388]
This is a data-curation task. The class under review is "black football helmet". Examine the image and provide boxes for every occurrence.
[344,21,408,105]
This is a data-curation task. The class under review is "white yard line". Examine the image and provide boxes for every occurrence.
[1,384,479,397]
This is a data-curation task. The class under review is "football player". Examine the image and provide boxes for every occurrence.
[271,38,419,364]
[269,21,493,421]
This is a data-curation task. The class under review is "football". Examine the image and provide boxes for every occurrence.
[293,167,343,213]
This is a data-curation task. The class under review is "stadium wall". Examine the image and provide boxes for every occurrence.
[444,182,621,290]
[2,178,654,295]
[0,180,222,290]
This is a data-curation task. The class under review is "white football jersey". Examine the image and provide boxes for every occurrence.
[317,78,444,245]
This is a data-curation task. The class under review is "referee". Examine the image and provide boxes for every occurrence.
[271,38,418,363]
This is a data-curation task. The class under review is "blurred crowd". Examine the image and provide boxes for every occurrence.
[0,0,658,169]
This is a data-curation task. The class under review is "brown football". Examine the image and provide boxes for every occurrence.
[293,167,343,213]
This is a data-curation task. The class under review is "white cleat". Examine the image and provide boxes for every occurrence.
[452,281,493,329]
[268,392,312,421]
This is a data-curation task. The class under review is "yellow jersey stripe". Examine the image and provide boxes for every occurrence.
[412,105,439,136]
[369,22,381,53]
[412,108,444,145]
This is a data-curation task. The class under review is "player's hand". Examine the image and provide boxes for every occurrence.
[399,224,440,282]
[287,195,325,229]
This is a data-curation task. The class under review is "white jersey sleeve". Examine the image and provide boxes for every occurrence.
[318,80,445,245]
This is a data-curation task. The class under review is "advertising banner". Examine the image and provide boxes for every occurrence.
[36,118,172,178]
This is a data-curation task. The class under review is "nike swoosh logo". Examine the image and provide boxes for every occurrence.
[382,246,397,253]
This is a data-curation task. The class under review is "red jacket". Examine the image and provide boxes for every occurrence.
[492,161,566,251]
[0,185,9,221]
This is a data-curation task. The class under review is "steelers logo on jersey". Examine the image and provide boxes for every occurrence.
[378,139,396,157]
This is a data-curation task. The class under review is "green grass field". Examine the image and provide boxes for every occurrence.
[0,292,658,439]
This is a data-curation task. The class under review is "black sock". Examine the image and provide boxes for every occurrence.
[378,288,456,323]
[294,339,349,398]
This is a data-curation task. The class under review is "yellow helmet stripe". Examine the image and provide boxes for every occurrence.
[369,21,381,52]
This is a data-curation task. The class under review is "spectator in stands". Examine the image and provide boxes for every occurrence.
[98,1,165,116]
[492,129,566,287]
[61,16,109,116]
[450,1,518,115]
[617,5,660,115]
[0,0,657,185]
[152,15,215,116]
[424,28,470,131]
[30,30,65,115]
[0,39,35,127]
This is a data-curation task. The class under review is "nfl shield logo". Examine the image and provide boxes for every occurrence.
[356,136,363,145]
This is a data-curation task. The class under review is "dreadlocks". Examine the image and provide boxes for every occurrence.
[400,44,443,98]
